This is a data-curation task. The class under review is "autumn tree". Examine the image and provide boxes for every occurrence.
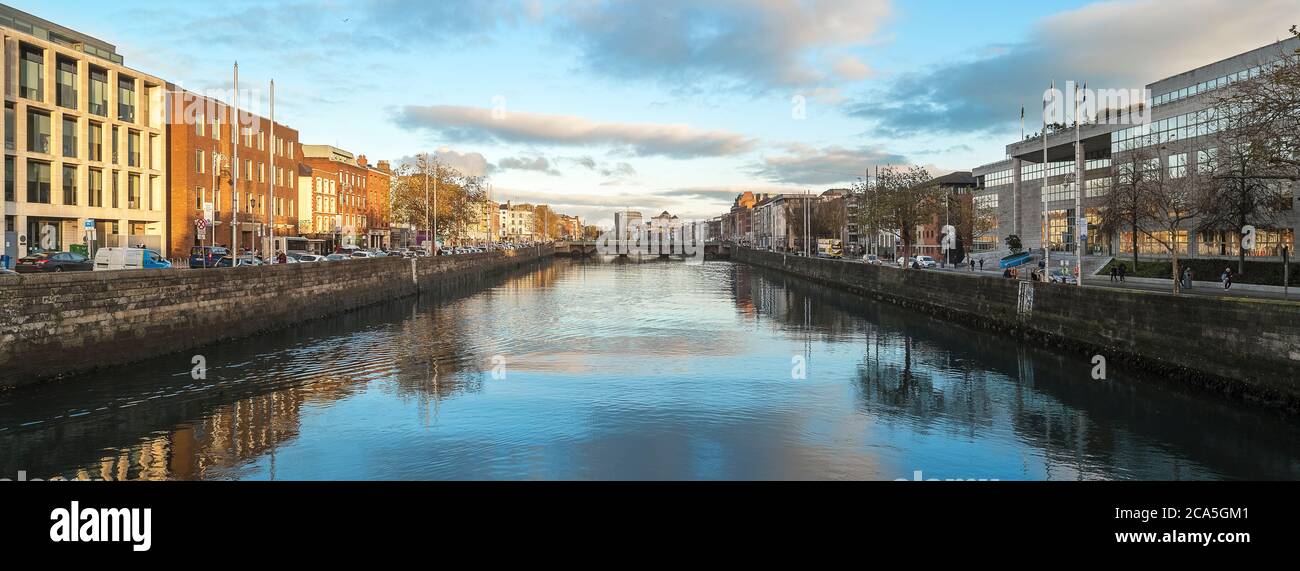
[1136,149,1215,294]
[853,165,940,266]
[390,154,488,245]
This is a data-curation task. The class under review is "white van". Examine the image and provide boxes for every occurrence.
[93,247,172,271]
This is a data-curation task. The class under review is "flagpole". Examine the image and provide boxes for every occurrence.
[232,62,239,255]
[1042,81,1051,276]
[268,78,275,260]
[1075,81,1085,287]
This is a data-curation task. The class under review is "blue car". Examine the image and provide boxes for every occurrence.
[190,246,230,268]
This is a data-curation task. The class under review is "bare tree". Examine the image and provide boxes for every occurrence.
[1137,149,1215,294]
[1101,148,1156,271]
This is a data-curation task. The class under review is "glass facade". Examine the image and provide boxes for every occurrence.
[88,169,103,207]
[27,110,52,154]
[27,161,52,203]
[62,117,77,157]
[1151,60,1283,107]
[1112,107,1228,153]
[19,45,44,100]
[118,77,136,122]
[88,122,103,161]
[56,58,78,109]
[89,68,109,117]
[62,165,77,205]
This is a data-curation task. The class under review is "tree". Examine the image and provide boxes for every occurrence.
[1101,147,1157,272]
[1005,234,1023,255]
[1136,148,1215,294]
[853,165,940,266]
[390,155,488,245]
[1206,32,1300,272]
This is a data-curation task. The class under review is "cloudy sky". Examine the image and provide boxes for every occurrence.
[28,0,1297,227]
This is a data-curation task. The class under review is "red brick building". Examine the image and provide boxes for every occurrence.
[298,145,369,250]
[356,155,392,249]
[165,86,300,258]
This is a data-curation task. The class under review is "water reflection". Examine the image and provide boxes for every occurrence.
[1,259,1296,480]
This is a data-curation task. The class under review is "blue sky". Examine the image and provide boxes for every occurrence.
[22,0,1295,227]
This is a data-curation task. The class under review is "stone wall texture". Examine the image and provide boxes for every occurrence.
[0,247,551,388]
[733,247,1300,410]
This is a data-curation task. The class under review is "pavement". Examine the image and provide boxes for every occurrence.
[917,260,1300,303]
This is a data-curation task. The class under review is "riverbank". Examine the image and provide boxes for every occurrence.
[732,247,1300,412]
[0,247,552,389]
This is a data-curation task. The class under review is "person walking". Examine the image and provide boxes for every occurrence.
[1221,267,1233,290]
[978,259,985,271]
[1117,262,1127,283]
[1110,265,1118,282]
[970,258,976,271]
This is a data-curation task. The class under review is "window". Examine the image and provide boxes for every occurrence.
[1168,153,1187,179]
[1197,148,1218,175]
[196,149,205,173]
[27,110,52,154]
[111,172,119,208]
[56,58,78,109]
[62,117,78,157]
[27,161,52,203]
[19,45,44,100]
[246,159,253,181]
[258,162,264,183]
[88,169,103,207]
[195,109,206,137]
[4,157,13,201]
[89,68,109,116]
[62,165,78,205]
[196,187,205,210]
[127,174,140,209]
[118,76,137,122]
[4,104,13,151]
[128,131,140,167]
[112,127,120,164]
[88,122,103,161]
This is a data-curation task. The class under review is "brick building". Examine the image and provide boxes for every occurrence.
[356,154,391,249]
[298,144,369,251]
[164,86,300,259]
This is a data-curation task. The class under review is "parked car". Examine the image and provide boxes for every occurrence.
[896,255,937,269]
[293,253,325,262]
[350,251,377,258]
[215,255,262,267]
[324,253,350,261]
[16,251,94,273]
[189,246,231,268]
[863,254,882,265]
[94,248,171,271]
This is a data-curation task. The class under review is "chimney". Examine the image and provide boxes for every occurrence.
[356,154,368,167]
[377,160,391,173]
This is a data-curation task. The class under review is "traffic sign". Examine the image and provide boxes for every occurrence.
[84,219,95,229]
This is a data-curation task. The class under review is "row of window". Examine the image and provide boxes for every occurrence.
[5,156,148,209]
[1111,107,1229,153]
[191,110,296,159]
[19,44,138,122]
[192,186,295,219]
[6,104,154,167]
[194,150,296,189]
[1151,59,1283,107]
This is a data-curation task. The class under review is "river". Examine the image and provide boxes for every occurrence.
[1,258,1296,480]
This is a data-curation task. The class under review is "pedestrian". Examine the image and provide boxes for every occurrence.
[277,251,288,265]
[970,258,976,271]
[979,259,984,271]
[1221,267,1233,290]
[1186,267,1194,289]
[1110,265,1118,282]
[1118,262,1127,282]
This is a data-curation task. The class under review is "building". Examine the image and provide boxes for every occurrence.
[497,201,534,241]
[465,199,497,243]
[613,209,642,241]
[560,214,581,239]
[356,155,391,250]
[721,191,757,245]
[2,5,169,261]
[164,86,300,259]
[299,145,369,251]
[974,37,1300,262]
[910,172,976,261]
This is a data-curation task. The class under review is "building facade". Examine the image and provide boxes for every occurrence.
[2,6,168,262]
[164,86,300,258]
[974,37,1299,262]
[356,155,391,250]
[299,145,369,251]
[497,201,534,241]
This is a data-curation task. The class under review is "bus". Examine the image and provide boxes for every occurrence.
[816,239,843,258]
[274,236,310,255]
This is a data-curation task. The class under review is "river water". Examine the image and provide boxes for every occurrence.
[2,259,1296,480]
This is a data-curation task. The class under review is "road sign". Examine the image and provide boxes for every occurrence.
[195,218,207,230]
[203,202,214,222]
[84,219,95,229]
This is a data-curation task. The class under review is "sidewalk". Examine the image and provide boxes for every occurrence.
[925,262,1299,302]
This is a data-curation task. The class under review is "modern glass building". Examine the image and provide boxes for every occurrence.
[972,37,1299,262]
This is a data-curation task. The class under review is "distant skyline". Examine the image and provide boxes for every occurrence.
[19,0,1296,227]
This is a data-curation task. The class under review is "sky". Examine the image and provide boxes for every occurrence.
[21,0,1298,228]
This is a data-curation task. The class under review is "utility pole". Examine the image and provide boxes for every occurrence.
[423,153,429,252]
[1042,80,1051,278]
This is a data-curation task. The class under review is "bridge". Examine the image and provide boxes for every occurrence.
[553,240,731,259]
